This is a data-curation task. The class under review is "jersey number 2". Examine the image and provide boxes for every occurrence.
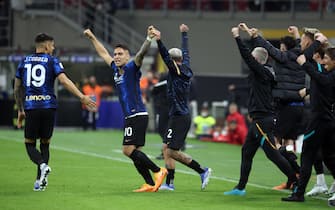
[25,64,46,87]
[167,129,173,139]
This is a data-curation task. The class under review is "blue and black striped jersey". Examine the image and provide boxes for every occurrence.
[111,60,147,118]
[157,32,193,116]
[15,53,64,110]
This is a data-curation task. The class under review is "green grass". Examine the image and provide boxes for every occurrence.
[0,128,331,210]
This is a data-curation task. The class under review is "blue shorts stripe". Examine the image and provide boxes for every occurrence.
[260,136,265,147]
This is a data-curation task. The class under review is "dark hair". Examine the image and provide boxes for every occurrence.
[35,33,54,43]
[280,36,296,50]
[114,44,131,54]
[315,43,328,59]
[326,47,335,60]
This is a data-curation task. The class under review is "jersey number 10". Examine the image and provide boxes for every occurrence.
[25,64,46,87]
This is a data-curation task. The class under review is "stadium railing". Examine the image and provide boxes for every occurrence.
[13,0,145,54]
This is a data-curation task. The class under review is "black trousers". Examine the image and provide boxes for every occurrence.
[236,116,296,190]
[296,118,335,195]
[82,110,97,130]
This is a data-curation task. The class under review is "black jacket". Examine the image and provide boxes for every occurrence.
[303,41,335,121]
[253,36,305,103]
[235,37,275,119]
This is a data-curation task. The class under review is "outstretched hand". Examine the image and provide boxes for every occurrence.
[238,23,249,32]
[288,26,300,39]
[180,24,189,32]
[299,88,307,99]
[83,29,95,40]
[314,32,328,44]
[238,23,258,38]
[152,28,161,40]
[296,54,306,65]
[288,26,298,34]
[147,25,156,39]
[231,27,239,38]
[81,95,97,112]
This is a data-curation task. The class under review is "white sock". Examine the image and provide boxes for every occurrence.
[316,174,326,186]
[40,163,46,170]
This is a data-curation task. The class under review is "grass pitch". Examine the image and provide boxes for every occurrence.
[0,128,331,210]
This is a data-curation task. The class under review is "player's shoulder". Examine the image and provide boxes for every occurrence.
[126,59,137,67]
[49,55,60,63]
[124,60,140,71]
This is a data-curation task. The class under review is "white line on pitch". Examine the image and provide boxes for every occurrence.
[0,135,328,201]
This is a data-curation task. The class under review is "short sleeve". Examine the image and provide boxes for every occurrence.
[52,57,65,76]
[15,60,24,79]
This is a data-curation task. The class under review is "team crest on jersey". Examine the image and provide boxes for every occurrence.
[114,73,124,85]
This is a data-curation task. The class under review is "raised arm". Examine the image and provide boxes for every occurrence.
[233,27,274,81]
[57,73,96,110]
[238,23,259,39]
[297,54,335,86]
[240,23,293,63]
[288,26,300,40]
[83,29,113,66]
[154,29,179,74]
[253,36,293,63]
[303,33,327,60]
[134,25,155,67]
[232,27,264,75]
[180,24,190,67]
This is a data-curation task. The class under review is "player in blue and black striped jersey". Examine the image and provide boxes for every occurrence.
[84,26,167,193]
[154,24,212,191]
[14,33,96,191]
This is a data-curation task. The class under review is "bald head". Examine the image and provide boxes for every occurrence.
[251,47,268,65]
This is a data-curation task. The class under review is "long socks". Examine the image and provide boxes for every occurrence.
[25,142,43,165]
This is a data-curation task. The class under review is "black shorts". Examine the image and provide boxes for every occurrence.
[164,114,191,150]
[275,104,304,140]
[123,115,148,147]
[25,109,56,140]
[156,108,169,140]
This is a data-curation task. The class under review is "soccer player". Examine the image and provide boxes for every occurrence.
[282,34,335,205]
[224,26,297,196]
[14,33,96,191]
[83,26,167,192]
[153,24,212,191]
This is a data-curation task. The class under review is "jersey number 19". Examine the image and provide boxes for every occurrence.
[25,64,46,87]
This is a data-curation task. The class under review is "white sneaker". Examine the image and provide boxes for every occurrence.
[33,179,47,191]
[33,180,41,191]
[329,181,335,195]
[200,167,212,190]
[159,184,175,191]
[306,184,328,196]
[39,164,51,188]
[328,193,335,207]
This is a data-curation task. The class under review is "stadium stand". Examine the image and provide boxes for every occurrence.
[0,0,10,47]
